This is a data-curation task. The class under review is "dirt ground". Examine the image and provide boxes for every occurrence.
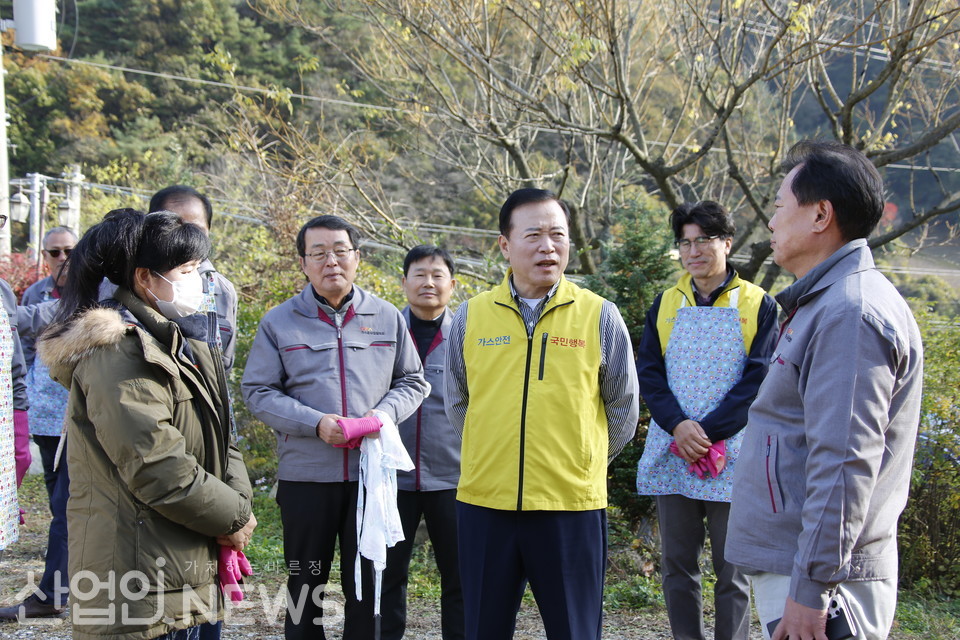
[0,495,715,640]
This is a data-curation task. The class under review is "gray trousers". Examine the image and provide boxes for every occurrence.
[656,495,750,640]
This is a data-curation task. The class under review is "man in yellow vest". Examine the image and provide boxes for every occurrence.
[444,188,640,640]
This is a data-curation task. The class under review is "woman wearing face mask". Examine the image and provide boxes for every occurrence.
[38,209,256,640]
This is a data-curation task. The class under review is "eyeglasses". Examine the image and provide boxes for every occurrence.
[304,248,357,262]
[675,235,721,251]
[42,248,73,258]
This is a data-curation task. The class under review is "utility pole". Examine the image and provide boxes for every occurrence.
[0,42,10,258]
[0,0,57,258]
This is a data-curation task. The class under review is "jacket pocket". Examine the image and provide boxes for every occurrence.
[279,341,338,382]
[538,332,548,380]
[134,505,215,591]
[765,434,785,514]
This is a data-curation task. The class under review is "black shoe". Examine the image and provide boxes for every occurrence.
[0,594,66,621]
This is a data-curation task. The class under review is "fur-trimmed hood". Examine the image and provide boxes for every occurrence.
[38,307,130,378]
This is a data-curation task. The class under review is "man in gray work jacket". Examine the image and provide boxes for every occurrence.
[726,141,923,640]
[242,215,429,640]
[382,245,464,640]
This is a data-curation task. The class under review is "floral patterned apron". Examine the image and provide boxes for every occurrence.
[636,291,747,502]
[0,308,18,549]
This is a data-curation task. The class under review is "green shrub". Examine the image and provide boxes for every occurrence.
[898,309,960,595]
[583,199,675,529]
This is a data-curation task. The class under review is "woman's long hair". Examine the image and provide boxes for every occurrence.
[53,209,210,325]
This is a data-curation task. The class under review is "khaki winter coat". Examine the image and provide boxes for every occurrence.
[39,288,252,640]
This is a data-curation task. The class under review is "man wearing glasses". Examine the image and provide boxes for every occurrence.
[636,201,777,640]
[242,215,428,640]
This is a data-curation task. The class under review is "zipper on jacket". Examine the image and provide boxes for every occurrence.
[538,332,548,380]
[495,299,573,512]
[517,332,534,510]
[334,310,350,481]
[415,407,423,490]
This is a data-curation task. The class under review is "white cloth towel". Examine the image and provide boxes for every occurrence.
[355,410,415,614]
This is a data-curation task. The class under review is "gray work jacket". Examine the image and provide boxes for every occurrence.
[726,240,924,610]
[241,284,429,483]
[397,306,461,491]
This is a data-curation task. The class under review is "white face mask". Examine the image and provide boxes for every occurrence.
[148,270,204,319]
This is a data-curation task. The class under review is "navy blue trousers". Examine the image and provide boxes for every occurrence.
[37,444,69,607]
[33,435,61,505]
[456,502,607,640]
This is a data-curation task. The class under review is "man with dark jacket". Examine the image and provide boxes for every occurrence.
[242,215,428,640]
[726,141,924,640]
[381,245,464,640]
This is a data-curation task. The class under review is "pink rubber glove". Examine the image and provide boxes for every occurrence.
[13,410,31,487]
[669,440,726,479]
[218,545,254,602]
[701,440,726,478]
[332,416,383,449]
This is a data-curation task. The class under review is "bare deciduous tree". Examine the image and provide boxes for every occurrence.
[245,0,960,282]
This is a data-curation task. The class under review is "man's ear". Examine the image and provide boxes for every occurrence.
[498,235,510,260]
[812,200,836,234]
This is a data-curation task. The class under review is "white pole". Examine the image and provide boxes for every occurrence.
[0,44,10,258]
[2,0,58,257]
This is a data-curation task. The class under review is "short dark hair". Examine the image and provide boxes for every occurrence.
[669,201,735,241]
[149,185,213,229]
[781,140,885,240]
[403,245,456,277]
[296,215,360,257]
[498,188,571,237]
[54,209,210,323]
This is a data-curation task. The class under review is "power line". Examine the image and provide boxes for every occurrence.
[36,54,406,114]
[31,55,960,175]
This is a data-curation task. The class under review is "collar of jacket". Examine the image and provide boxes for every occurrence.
[401,305,453,331]
[291,283,379,319]
[39,288,215,406]
[491,269,573,312]
[674,269,742,306]
[775,239,874,314]
[198,258,217,275]
[114,288,192,374]
[117,288,221,420]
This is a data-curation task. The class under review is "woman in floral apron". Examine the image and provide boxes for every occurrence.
[636,202,778,640]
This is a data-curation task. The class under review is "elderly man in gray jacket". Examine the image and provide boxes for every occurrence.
[726,141,923,640]
[242,215,429,640]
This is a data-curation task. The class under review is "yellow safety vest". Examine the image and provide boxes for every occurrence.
[459,274,608,511]
[656,272,767,355]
